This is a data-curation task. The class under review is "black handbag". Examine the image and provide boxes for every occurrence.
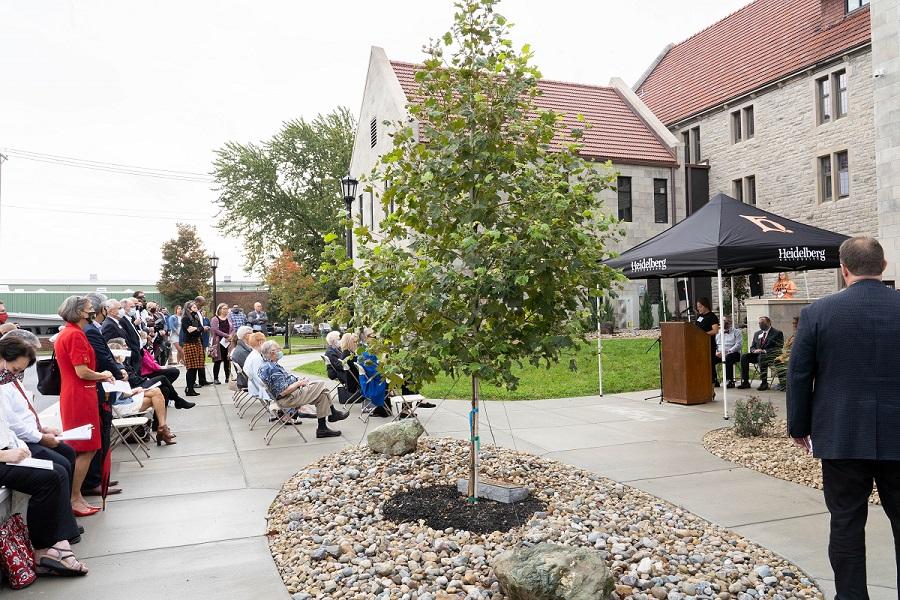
[36,351,61,396]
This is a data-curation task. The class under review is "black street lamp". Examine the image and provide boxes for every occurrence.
[340,173,358,260]
[208,253,219,309]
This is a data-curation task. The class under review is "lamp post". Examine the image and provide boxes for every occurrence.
[208,254,219,309]
[340,174,358,260]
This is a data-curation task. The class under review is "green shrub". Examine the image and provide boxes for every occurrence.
[733,397,777,437]
[639,293,655,329]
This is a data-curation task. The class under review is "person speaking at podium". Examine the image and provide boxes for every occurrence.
[694,297,720,386]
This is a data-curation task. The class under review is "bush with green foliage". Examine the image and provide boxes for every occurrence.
[639,293,655,329]
[733,397,777,437]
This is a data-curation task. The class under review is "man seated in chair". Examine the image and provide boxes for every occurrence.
[737,316,784,391]
[257,341,348,438]
[230,326,254,388]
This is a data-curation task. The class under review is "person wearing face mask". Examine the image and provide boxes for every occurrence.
[0,300,8,326]
[110,298,142,372]
[0,335,90,575]
[167,305,184,366]
[713,317,743,388]
[193,296,211,386]
[81,293,128,498]
[738,316,784,391]
[54,296,115,517]
[210,303,234,385]
[181,301,205,396]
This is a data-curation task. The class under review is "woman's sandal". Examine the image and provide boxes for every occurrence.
[36,545,88,576]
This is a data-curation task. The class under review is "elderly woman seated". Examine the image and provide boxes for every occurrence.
[108,340,177,446]
[325,331,361,403]
[0,335,89,575]
[137,331,179,384]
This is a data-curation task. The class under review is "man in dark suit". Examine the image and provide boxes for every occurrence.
[737,316,784,391]
[788,236,900,598]
[83,294,127,497]
[102,299,141,372]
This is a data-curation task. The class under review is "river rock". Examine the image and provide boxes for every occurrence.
[367,420,425,456]
[492,542,615,600]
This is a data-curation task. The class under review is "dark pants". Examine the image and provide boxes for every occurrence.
[0,461,79,548]
[740,351,773,383]
[146,367,179,384]
[213,355,231,382]
[142,374,182,404]
[83,400,112,491]
[186,368,199,390]
[27,442,75,493]
[713,352,741,382]
[821,459,900,599]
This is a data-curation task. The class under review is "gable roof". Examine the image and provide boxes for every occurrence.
[390,61,678,167]
[636,0,871,127]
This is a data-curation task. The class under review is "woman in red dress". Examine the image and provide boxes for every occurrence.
[55,296,114,516]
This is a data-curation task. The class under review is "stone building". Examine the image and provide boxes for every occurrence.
[349,0,898,326]
[636,0,897,297]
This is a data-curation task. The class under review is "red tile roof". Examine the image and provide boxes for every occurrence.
[636,0,871,126]
[390,61,678,167]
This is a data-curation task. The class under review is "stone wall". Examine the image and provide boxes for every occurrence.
[672,48,876,299]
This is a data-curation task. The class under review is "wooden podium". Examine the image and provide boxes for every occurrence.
[660,322,713,405]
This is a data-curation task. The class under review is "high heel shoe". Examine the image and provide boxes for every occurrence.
[156,425,177,446]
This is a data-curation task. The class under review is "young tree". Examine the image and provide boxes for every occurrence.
[266,249,323,325]
[342,0,622,501]
[212,108,355,276]
[157,224,211,306]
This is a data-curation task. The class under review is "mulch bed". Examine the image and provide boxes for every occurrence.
[382,484,546,535]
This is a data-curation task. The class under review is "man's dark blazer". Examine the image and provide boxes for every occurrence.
[748,327,784,353]
[788,278,900,460]
[102,316,141,371]
[84,323,120,376]
[324,346,346,383]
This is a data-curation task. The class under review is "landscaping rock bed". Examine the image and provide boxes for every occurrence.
[267,437,824,599]
[703,420,880,505]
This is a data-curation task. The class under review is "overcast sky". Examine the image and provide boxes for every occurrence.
[0,0,749,282]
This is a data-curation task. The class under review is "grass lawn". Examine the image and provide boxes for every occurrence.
[265,335,326,354]
[295,338,661,400]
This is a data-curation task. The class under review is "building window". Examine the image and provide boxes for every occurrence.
[817,76,832,124]
[731,110,742,144]
[744,106,755,138]
[682,131,691,164]
[617,176,632,222]
[819,155,833,202]
[836,70,848,118]
[690,127,701,162]
[817,70,849,124]
[846,0,869,13]
[836,151,850,198]
[358,194,364,223]
[653,178,668,223]
[745,175,756,206]
[369,191,375,228]
[370,117,377,148]
[732,178,743,202]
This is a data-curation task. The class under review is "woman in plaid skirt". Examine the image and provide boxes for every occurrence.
[181,300,205,396]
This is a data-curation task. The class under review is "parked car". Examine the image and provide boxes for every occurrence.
[318,322,331,335]
[272,323,286,335]
[294,322,315,336]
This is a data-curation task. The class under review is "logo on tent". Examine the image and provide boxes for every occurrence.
[778,246,826,262]
[740,215,794,234]
[630,257,667,273]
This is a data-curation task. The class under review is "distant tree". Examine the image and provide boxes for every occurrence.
[212,108,355,277]
[157,224,210,306]
[266,250,323,325]
[334,0,622,501]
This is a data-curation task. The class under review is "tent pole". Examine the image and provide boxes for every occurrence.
[730,276,736,331]
[717,269,729,420]
[596,290,603,396]
[803,271,810,300]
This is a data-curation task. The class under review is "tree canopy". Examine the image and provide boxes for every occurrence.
[266,249,323,323]
[340,0,623,397]
[157,224,211,306]
[212,108,355,275]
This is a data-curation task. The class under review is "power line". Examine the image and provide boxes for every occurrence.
[3,147,213,178]
[1,148,216,183]
[3,203,212,223]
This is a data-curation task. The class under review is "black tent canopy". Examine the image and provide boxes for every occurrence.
[602,193,849,420]
[604,193,849,279]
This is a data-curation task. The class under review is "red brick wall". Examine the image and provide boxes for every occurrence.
[215,291,269,312]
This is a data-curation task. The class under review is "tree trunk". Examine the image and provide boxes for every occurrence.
[467,374,480,503]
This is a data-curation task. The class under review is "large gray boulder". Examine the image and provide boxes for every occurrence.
[493,543,615,600]
[367,419,424,456]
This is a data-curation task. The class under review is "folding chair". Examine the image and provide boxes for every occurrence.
[389,393,429,432]
[354,361,380,422]
[322,355,362,406]
[231,363,256,415]
[261,380,308,445]
[111,405,153,467]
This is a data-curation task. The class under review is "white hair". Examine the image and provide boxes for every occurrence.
[259,340,281,359]
[325,330,341,347]
[236,325,253,340]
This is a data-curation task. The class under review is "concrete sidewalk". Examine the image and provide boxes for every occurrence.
[20,358,896,599]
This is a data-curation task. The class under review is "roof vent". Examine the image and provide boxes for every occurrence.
[370,117,377,148]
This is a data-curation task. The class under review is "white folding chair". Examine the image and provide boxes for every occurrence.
[261,380,308,445]
[111,404,153,467]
